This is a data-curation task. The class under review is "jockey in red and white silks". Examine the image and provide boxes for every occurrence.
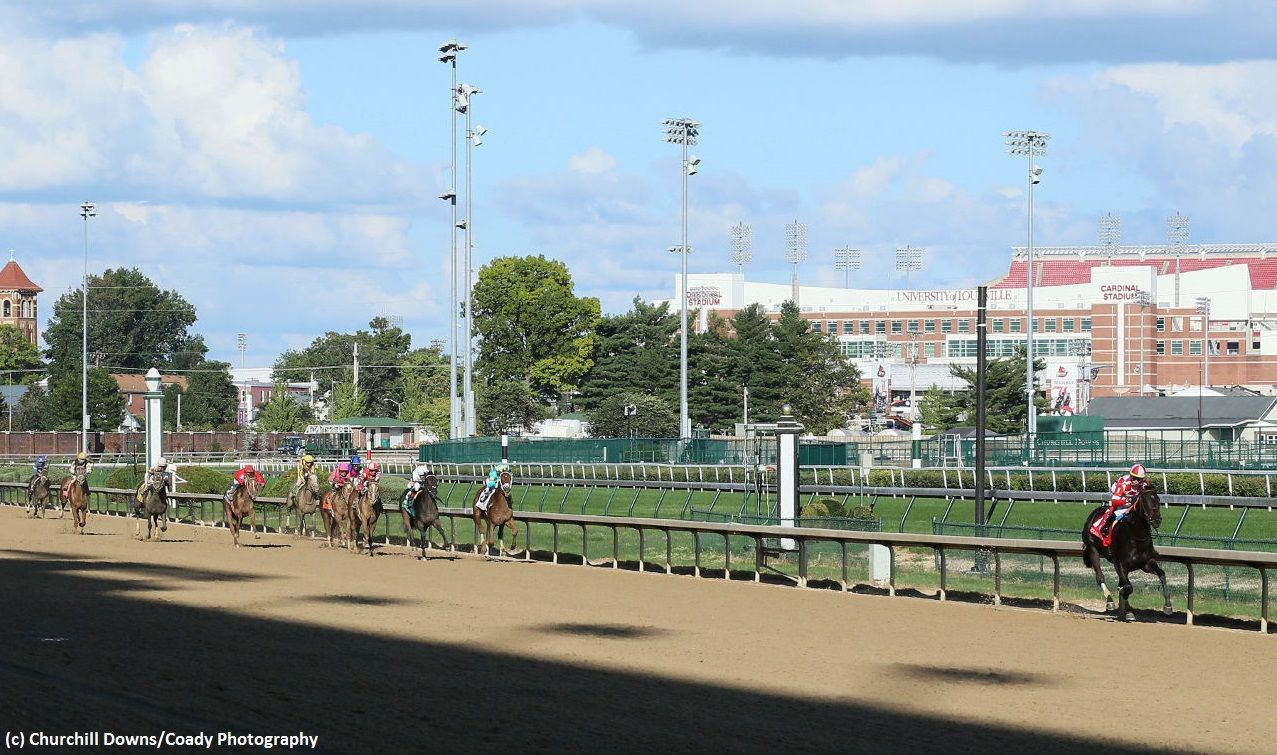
[1098,464,1151,540]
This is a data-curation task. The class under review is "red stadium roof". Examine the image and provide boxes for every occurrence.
[0,260,41,292]
[989,255,1277,290]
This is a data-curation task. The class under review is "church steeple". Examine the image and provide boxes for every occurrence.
[0,256,43,347]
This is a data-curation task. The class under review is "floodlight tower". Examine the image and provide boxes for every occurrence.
[894,245,922,285]
[730,222,753,276]
[438,39,466,440]
[1099,212,1121,248]
[664,117,699,439]
[1169,212,1190,307]
[457,82,483,437]
[79,201,95,454]
[785,220,807,306]
[1005,129,1050,442]
[833,247,861,288]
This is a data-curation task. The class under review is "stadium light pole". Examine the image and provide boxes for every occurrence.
[664,117,699,439]
[1196,297,1211,389]
[457,83,483,437]
[1169,212,1190,308]
[439,39,466,440]
[730,221,752,276]
[834,247,861,288]
[1006,129,1050,447]
[785,220,807,307]
[1136,290,1151,395]
[894,245,921,285]
[79,201,95,454]
[1099,212,1121,248]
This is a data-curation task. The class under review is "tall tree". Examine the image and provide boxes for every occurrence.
[477,380,550,435]
[44,368,124,431]
[274,317,412,418]
[328,381,366,421]
[399,347,450,437]
[773,301,868,434]
[256,383,314,432]
[730,304,786,423]
[472,255,601,406]
[12,384,47,430]
[180,361,238,430]
[587,392,678,438]
[919,386,964,430]
[0,325,44,383]
[687,315,741,433]
[578,298,678,413]
[944,345,1051,435]
[43,268,206,376]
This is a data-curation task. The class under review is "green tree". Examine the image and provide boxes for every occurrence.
[256,383,314,432]
[773,301,868,434]
[399,347,450,437]
[328,381,366,421]
[945,345,1051,435]
[42,268,206,376]
[687,315,741,433]
[180,361,238,430]
[0,325,44,383]
[578,298,678,413]
[44,368,124,431]
[919,386,964,430]
[730,304,786,424]
[477,381,550,435]
[274,317,412,418]
[587,392,678,438]
[472,255,601,406]
[12,384,47,430]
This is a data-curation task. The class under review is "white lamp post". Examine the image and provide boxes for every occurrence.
[664,117,699,439]
[1006,129,1050,444]
[143,368,163,474]
[79,201,95,453]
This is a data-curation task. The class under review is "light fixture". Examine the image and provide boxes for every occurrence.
[686,155,700,176]
[438,190,456,202]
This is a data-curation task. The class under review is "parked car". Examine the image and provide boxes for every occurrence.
[276,435,305,456]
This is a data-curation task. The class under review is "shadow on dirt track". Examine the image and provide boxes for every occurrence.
[0,550,1168,754]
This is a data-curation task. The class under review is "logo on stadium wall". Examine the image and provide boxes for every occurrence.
[687,286,722,306]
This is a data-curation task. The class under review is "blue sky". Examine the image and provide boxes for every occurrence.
[2,1,1275,369]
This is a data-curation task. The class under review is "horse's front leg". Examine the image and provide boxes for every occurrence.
[1087,546,1115,612]
[1114,562,1134,622]
[251,506,259,539]
[1145,560,1173,615]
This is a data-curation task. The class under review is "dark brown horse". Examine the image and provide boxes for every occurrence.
[320,482,356,551]
[133,475,167,541]
[352,479,382,557]
[401,474,448,558]
[1082,488,1171,622]
[27,473,50,518]
[472,471,518,557]
[285,472,322,537]
[224,476,261,547]
[66,473,88,534]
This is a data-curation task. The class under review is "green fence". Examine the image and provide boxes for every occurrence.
[689,508,882,532]
[420,436,850,466]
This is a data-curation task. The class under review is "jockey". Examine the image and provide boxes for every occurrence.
[61,452,93,501]
[225,463,266,503]
[349,454,364,479]
[28,454,48,495]
[328,461,352,489]
[355,460,381,495]
[289,454,319,502]
[476,460,511,509]
[1099,463,1152,540]
[135,457,171,504]
[402,463,432,507]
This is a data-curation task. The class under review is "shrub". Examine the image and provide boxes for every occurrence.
[176,466,232,496]
[105,466,144,490]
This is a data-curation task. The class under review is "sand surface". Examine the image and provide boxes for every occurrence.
[1,505,1271,753]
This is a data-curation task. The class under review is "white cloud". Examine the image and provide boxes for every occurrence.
[568,146,617,175]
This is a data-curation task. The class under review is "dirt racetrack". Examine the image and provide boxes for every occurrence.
[1,505,1273,754]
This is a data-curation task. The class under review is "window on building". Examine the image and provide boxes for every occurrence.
[891,320,902,334]
[1156,340,1165,355]
[1155,316,1165,332]
[891,343,903,358]
[1171,341,1183,356]
[1010,318,1022,333]
[907,319,919,333]
[1044,318,1057,332]
[1189,340,1202,356]
[1063,318,1075,332]
[875,320,886,334]
[1253,337,1262,352]
[1,301,8,317]
[1171,316,1184,332]
[924,319,936,333]
[1081,317,1092,332]
[940,320,953,333]
[992,318,1005,333]
[924,343,936,358]
[958,320,971,334]
[1227,341,1240,355]
[812,321,823,333]
[841,321,853,334]
[858,321,868,334]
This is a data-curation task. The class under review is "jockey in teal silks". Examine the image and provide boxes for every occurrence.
[476,460,510,511]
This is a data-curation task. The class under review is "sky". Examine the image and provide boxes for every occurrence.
[2,1,1276,370]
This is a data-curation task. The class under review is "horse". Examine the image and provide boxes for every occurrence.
[472,470,518,557]
[66,473,89,535]
[320,481,356,551]
[26,473,51,518]
[352,479,382,557]
[284,473,322,537]
[401,474,449,559]
[1082,487,1172,622]
[224,476,261,547]
[133,476,168,541]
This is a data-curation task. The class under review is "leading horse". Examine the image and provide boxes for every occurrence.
[284,473,322,537]
[472,470,518,557]
[133,475,168,541]
[27,473,51,518]
[352,479,381,557]
[401,474,449,559]
[320,481,356,551]
[1082,487,1172,622]
[224,476,261,547]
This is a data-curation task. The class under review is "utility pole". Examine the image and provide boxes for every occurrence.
[352,342,360,400]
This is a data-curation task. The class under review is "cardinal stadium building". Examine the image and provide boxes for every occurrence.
[671,243,1277,414]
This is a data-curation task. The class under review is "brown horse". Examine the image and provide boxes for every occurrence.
[402,474,449,558]
[320,481,356,551]
[133,475,168,541]
[66,474,88,534]
[224,476,261,547]
[285,472,322,537]
[26,473,51,518]
[352,479,382,557]
[1082,487,1171,622]
[472,470,518,557]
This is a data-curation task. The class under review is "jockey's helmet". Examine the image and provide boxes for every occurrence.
[36,455,46,464]
[243,464,255,472]
[498,461,510,473]
[157,457,168,467]
[302,454,315,464]
[337,461,350,473]
[1130,463,1147,478]
[368,461,379,471]
[350,454,363,466]
[76,451,87,461]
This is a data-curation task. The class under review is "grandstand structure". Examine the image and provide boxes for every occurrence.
[669,243,1277,412]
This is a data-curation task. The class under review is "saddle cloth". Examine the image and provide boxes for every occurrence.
[476,487,494,512]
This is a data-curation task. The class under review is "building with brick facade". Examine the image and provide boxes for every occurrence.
[670,242,1277,413]
[0,256,42,347]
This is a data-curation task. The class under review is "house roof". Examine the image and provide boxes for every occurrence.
[334,416,416,428]
[1086,396,1277,429]
[111,374,190,394]
[0,260,42,293]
